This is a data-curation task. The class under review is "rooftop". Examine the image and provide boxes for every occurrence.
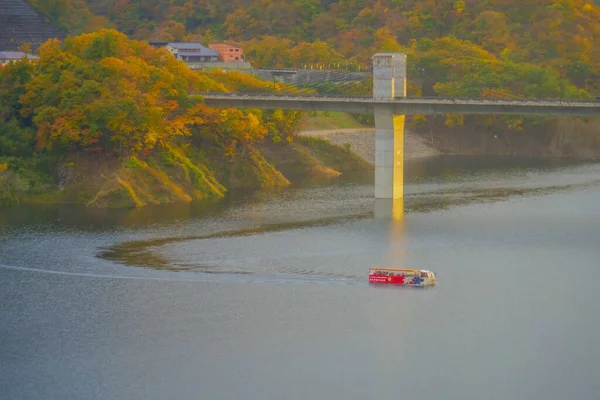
[372,52,406,57]
[176,50,220,57]
[167,42,207,50]
[0,51,39,59]
[148,42,169,48]
[209,43,242,49]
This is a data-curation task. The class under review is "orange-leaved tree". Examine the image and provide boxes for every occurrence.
[19,29,227,155]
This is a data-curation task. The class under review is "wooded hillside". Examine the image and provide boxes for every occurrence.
[25,0,600,93]
[0,30,369,206]
[2,1,600,206]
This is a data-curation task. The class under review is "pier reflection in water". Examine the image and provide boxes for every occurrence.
[374,198,404,220]
[374,198,407,272]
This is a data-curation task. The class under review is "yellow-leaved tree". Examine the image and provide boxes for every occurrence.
[19,29,227,155]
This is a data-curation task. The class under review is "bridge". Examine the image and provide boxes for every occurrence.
[200,93,600,117]
[199,52,600,205]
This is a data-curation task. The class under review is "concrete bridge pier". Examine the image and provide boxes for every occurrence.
[373,53,407,219]
[374,105,404,200]
[374,109,405,219]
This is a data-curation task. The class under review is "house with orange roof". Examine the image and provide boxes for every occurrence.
[149,41,250,70]
[208,43,244,62]
[166,42,220,63]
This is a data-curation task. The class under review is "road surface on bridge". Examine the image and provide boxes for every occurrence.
[198,93,600,117]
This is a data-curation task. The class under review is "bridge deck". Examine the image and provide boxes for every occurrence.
[197,93,600,116]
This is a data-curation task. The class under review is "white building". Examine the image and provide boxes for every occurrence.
[165,43,220,63]
[149,42,252,70]
[0,51,39,66]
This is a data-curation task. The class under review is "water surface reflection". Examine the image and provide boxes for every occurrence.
[90,156,600,277]
[2,156,600,400]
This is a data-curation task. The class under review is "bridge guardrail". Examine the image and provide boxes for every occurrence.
[196,92,372,99]
[196,92,600,106]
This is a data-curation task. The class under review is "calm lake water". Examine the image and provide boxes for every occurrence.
[1,155,600,400]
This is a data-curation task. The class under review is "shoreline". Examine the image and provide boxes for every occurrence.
[299,128,440,164]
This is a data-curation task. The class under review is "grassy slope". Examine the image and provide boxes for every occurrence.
[0,132,371,207]
[0,111,372,207]
[91,138,370,207]
[258,136,371,182]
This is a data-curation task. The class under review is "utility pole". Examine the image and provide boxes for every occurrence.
[559,65,564,102]
[452,63,456,99]
[576,64,580,101]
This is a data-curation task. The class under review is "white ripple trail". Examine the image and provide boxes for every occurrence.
[0,263,208,282]
[0,263,364,285]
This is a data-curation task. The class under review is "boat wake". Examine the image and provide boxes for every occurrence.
[0,263,365,285]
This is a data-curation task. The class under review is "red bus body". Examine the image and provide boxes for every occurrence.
[369,268,436,286]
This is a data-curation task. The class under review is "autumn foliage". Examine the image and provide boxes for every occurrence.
[24,0,600,93]
[0,30,302,159]
[16,31,205,153]
[2,0,600,205]
[0,29,320,206]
